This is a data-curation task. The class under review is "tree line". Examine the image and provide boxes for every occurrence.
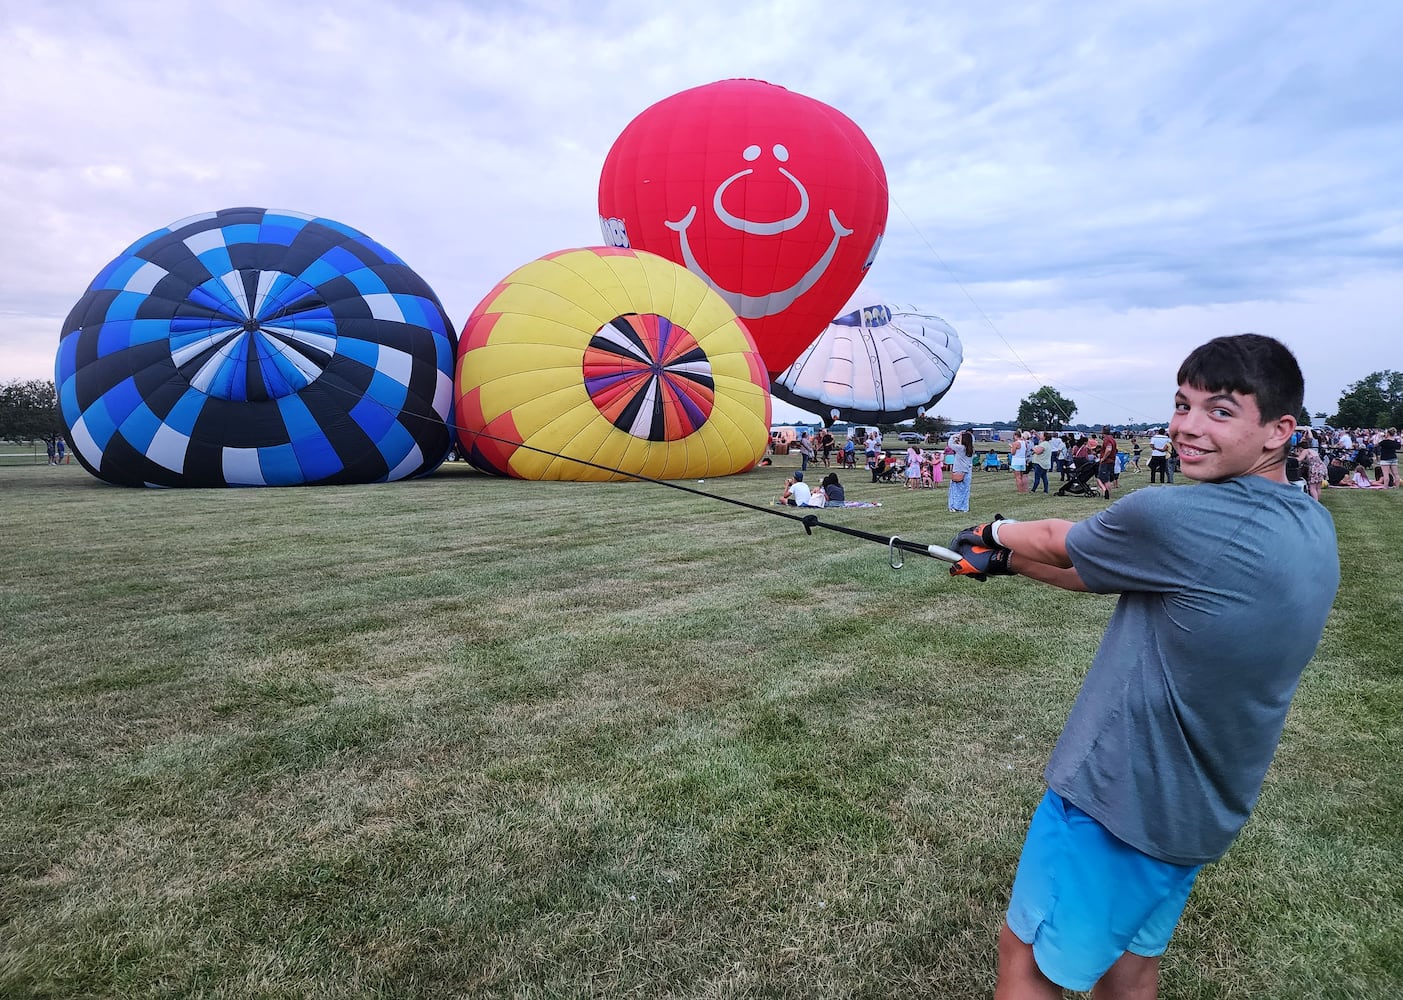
[1007,372,1402,433]
[5,373,1402,447]
[0,380,64,447]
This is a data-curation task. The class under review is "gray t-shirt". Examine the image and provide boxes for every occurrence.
[1050,477,1339,865]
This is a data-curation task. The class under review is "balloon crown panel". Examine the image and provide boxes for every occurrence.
[455,247,771,482]
[56,208,456,488]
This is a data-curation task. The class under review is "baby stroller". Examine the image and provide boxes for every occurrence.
[1056,458,1100,497]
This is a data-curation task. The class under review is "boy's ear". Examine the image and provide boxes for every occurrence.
[1265,413,1298,451]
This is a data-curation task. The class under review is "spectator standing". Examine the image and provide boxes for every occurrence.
[947,430,975,513]
[798,433,815,472]
[1377,429,1400,488]
[1030,433,1052,494]
[1010,432,1030,493]
[1096,427,1119,500]
[1148,429,1171,483]
[1298,444,1326,501]
[1047,433,1066,479]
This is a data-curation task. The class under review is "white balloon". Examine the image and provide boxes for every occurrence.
[771,303,964,422]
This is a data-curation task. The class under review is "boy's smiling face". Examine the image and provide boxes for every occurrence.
[1169,383,1297,483]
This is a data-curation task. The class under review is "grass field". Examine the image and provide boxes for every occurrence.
[1,457,1399,999]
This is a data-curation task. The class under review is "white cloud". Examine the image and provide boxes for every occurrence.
[3,0,1400,429]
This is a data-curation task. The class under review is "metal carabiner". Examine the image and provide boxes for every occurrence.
[889,535,904,570]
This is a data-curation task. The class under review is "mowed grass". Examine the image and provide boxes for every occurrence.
[1,459,1399,999]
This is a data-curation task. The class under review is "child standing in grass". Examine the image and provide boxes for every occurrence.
[946,334,1340,999]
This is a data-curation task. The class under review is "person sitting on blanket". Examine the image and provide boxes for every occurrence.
[820,472,845,504]
[780,470,812,506]
[779,470,829,507]
[1348,464,1386,488]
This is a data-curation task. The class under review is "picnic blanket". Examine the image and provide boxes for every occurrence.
[772,500,883,508]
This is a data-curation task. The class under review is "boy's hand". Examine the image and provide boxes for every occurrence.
[948,541,1013,581]
[952,514,1015,551]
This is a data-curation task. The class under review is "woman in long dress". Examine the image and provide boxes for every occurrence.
[947,430,975,512]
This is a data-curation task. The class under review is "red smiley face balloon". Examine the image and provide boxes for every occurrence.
[598,79,889,377]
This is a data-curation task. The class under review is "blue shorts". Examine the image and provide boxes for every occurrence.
[1006,790,1202,991]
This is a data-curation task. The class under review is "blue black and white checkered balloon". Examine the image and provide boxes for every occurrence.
[56,207,456,487]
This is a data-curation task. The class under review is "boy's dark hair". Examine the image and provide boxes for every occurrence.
[1176,334,1304,424]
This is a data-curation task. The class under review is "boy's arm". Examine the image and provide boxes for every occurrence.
[987,518,1090,592]
[995,518,1073,566]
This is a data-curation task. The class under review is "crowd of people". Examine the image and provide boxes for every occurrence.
[1295,426,1399,494]
[773,423,1399,516]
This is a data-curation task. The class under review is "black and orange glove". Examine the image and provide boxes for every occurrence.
[947,540,1014,581]
[951,513,1015,552]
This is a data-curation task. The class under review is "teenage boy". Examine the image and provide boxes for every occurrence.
[947,334,1339,999]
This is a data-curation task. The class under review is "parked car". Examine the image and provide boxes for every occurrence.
[896,432,925,444]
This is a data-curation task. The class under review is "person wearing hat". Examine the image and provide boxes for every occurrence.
[779,470,812,506]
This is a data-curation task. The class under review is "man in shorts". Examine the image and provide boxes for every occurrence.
[1096,426,1118,499]
[946,334,1340,998]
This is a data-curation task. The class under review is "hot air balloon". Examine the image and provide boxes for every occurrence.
[598,79,888,377]
[770,303,964,424]
[455,247,771,481]
[56,208,455,487]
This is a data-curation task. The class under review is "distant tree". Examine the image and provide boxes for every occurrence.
[0,379,65,447]
[1015,386,1077,430]
[911,413,949,440]
[1331,371,1403,428]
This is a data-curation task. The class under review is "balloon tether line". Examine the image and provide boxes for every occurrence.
[245,334,961,567]
[455,425,962,568]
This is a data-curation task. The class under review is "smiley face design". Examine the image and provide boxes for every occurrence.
[665,143,855,321]
[599,79,889,376]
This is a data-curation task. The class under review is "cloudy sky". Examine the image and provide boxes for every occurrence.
[3,0,1400,426]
